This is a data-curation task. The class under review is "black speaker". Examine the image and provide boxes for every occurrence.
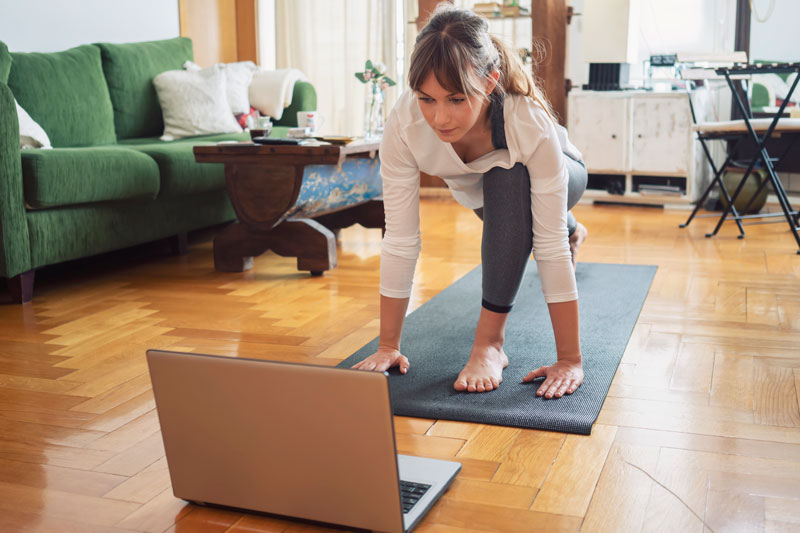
[583,63,631,91]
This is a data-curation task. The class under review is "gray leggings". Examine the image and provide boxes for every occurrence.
[474,155,587,313]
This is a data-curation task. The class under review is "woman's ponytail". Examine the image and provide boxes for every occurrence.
[490,35,556,122]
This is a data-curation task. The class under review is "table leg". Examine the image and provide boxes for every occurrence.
[213,222,261,272]
[314,198,386,235]
[213,219,337,274]
[268,218,338,274]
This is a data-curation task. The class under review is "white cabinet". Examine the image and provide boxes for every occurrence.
[569,94,629,172]
[567,90,710,204]
[631,97,692,174]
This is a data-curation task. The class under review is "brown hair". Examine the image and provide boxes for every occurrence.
[408,3,555,121]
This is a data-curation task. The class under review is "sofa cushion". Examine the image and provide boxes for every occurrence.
[8,45,117,148]
[120,133,252,198]
[96,37,193,141]
[21,146,160,209]
[0,41,11,83]
[117,129,295,146]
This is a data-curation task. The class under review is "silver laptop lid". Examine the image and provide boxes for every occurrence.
[146,350,405,533]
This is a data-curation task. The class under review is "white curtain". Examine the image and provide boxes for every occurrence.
[276,0,399,137]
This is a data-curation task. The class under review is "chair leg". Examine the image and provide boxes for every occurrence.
[681,137,722,228]
[760,157,800,253]
[7,270,35,304]
[680,136,743,232]
[681,167,724,228]
[708,157,754,238]
[716,179,746,237]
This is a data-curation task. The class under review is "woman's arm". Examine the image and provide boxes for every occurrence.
[514,99,583,397]
[521,299,584,398]
[352,295,409,374]
[352,294,411,373]
[548,299,581,362]
[378,294,410,351]
[352,99,419,373]
[515,101,577,305]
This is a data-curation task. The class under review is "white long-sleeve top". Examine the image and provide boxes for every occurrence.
[379,88,582,304]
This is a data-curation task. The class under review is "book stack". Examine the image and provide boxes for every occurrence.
[473,2,501,17]
[500,3,529,16]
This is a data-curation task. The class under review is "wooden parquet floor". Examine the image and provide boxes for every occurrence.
[1,199,799,532]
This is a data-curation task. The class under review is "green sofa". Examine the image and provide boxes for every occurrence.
[0,37,317,303]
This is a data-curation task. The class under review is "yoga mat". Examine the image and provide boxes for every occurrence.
[338,262,657,435]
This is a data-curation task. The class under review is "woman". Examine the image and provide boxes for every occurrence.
[352,4,588,400]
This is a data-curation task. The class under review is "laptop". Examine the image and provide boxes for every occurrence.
[146,349,461,533]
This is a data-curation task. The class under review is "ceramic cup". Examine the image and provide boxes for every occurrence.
[297,111,324,134]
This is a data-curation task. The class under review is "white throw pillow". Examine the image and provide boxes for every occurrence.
[16,98,52,149]
[183,60,257,114]
[225,61,257,114]
[154,65,243,141]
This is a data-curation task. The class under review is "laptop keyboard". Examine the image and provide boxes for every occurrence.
[400,480,432,514]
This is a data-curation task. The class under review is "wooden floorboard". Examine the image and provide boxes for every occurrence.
[0,199,799,532]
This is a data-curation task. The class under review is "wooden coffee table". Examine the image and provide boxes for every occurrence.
[194,140,384,275]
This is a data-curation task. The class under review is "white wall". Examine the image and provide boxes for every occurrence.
[750,0,800,62]
[635,0,735,68]
[582,0,639,64]
[569,0,736,87]
[566,0,587,88]
[0,0,180,52]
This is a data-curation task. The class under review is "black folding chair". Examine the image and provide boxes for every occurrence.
[679,63,800,254]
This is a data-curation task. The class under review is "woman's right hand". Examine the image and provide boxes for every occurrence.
[351,346,410,374]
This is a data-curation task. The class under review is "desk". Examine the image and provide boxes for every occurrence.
[194,140,384,274]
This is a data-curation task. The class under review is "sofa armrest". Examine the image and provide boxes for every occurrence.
[0,83,31,279]
[274,81,317,128]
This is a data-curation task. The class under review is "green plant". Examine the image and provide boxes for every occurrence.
[355,60,396,90]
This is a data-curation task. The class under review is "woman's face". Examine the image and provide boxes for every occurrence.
[415,72,490,144]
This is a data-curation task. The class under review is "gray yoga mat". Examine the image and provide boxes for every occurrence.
[338,262,656,435]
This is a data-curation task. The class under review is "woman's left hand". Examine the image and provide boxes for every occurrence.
[522,359,583,399]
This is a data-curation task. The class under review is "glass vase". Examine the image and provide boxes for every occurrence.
[364,82,384,139]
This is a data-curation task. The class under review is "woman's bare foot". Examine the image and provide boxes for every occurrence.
[454,344,509,392]
[569,222,588,270]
